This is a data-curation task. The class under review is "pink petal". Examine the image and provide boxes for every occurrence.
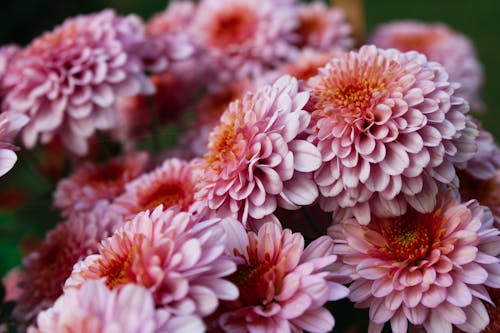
[289,140,321,172]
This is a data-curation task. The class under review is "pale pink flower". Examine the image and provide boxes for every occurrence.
[330,193,500,333]
[0,111,28,177]
[307,45,477,225]
[456,118,500,180]
[216,220,349,332]
[53,151,149,217]
[111,158,203,218]
[142,1,197,73]
[65,208,239,317]
[13,204,118,323]
[293,2,353,51]
[1,10,153,155]
[28,279,204,333]
[2,267,23,302]
[195,75,321,226]
[368,21,484,111]
[191,0,298,82]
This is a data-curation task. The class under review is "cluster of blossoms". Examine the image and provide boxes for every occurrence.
[0,1,499,333]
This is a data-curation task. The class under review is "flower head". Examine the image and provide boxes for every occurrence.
[111,158,203,218]
[191,0,298,81]
[307,45,477,224]
[28,279,204,333]
[53,151,149,217]
[368,21,484,111]
[13,204,118,323]
[330,193,500,333]
[1,10,153,155]
[216,220,349,332]
[293,2,353,51]
[0,112,28,177]
[196,75,321,226]
[65,208,238,317]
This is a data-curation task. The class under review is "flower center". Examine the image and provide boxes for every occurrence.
[138,181,191,213]
[295,14,327,47]
[101,250,135,289]
[208,7,257,47]
[86,163,125,186]
[392,33,435,53]
[376,211,442,262]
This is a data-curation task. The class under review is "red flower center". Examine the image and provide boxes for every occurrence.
[137,181,193,213]
[392,33,435,54]
[207,6,258,48]
[295,13,327,47]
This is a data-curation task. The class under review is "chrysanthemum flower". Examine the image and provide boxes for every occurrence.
[53,151,149,217]
[368,21,484,111]
[28,279,204,333]
[216,220,349,332]
[330,193,500,333]
[293,2,353,51]
[13,204,118,323]
[65,208,238,317]
[0,112,28,177]
[456,118,500,180]
[191,0,298,81]
[142,1,197,73]
[111,158,203,218]
[195,75,321,226]
[179,78,255,157]
[1,10,153,155]
[307,45,477,224]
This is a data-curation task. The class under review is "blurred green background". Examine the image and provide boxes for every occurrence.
[0,0,499,275]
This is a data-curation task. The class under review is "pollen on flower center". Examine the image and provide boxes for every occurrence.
[205,119,246,172]
[313,61,396,124]
[138,182,188,213]
[378,215,434,262]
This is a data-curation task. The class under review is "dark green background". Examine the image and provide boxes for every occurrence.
[0,0,499,274]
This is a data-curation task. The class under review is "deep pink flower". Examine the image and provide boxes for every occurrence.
[28,279,204,333]
[293,1,353,51]
[0,112,28,177]
[306,45,477,225]
[13,204,118,323]
[191,0,298,81]
[65,208,238,318]
[368,21,484,111]
[216,220,349,332]
[53,151,149,217]
[195,75,321,226]
[1,10,153,155]
[330,193,500,333]
[111,158,203,218]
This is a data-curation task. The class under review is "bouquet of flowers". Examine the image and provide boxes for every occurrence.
[0,0,498,332]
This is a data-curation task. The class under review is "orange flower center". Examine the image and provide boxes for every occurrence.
[138,181,192,213]
[207,6,258,47]
[376,209,446,262]
[102,250,135,289]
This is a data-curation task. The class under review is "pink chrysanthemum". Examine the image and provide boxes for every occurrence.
[293,2,353,51]
[1,10,153,155]
[65,208,238,318]
[53,151,149,217]
[368,21,484,111]
[28,279,204,333]
[330,193,500,333]
[215,220,349,332]
[307,45,477,225]
[142,1,197,73]
[180,78,255,157]
[195,75,321,226]
[191,0,298,81]
[0,111,28,177]
[13,205,118,323]
[456,119,500,180]
[111,158,203,218]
